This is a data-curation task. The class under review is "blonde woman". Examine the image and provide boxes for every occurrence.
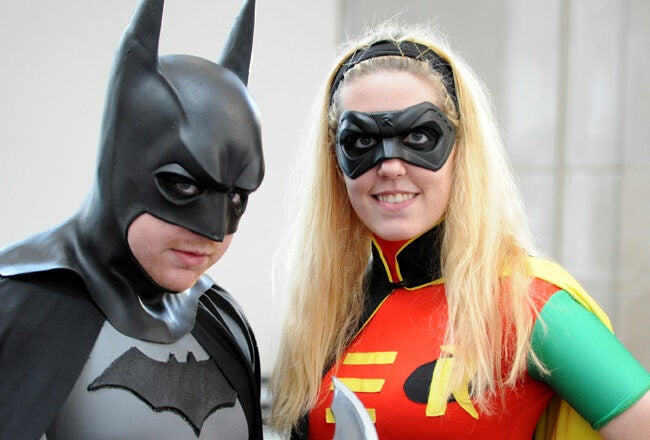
[270,25,650,439]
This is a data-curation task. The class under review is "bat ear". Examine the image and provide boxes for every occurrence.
[218,0,256,85]
[116,0,164,71]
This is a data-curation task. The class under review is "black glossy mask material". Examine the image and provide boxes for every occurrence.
[336,102,456,178]
[0,0,264,343]
[100,54,263,242]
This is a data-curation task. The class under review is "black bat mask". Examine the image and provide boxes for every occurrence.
[78,0,264,338]
[97,1,263,242]
[0,0,264,343]
[336,101,455,179]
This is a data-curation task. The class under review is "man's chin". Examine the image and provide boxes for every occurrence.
[154,271,200,293]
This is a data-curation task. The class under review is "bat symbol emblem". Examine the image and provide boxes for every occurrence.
[89,347,237,436]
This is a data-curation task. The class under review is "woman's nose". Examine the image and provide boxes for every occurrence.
[377,158,407,178]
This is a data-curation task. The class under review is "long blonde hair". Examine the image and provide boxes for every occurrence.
[270,24,540,436]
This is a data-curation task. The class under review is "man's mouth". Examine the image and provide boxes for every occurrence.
[173,249,209,267]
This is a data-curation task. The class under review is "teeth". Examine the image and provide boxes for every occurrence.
[377,193,415,204]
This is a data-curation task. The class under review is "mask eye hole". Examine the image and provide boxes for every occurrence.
[159,173,203,196]
[229,190,249,216]
[155,165,205,205]
[401,128,440,152]
[339,132,380,159]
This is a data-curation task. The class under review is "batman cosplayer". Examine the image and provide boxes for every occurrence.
[0,0,264,439]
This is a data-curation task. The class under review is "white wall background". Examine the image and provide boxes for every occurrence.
[1,0,648,383]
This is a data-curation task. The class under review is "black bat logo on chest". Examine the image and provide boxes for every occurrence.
[88,347,237,436]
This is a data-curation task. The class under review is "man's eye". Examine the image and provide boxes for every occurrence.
[402,129,438,151]
[156,173,204,202]
[172,181,201,197]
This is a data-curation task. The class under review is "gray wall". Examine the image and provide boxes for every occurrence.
[1,0,648,377]
[342,0,650,367]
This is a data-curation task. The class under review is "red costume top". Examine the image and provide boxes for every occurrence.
[308,246,558,439]
[303,224,650,439]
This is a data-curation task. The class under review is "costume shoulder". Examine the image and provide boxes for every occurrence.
[0,221,78,277]
[192,277,263,439]
[195,277,259,368]
[527,256,612,330]
[0,269,104,440]
[527,256,607,440]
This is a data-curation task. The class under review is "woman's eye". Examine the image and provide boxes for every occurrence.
[353,135,379,149]
[402,130,438,150]
[403,130,430,144]
[341,134,379,158]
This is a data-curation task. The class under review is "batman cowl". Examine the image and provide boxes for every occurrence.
[0,0,264,343]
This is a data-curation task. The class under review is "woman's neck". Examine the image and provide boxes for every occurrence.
[370,222,445,290]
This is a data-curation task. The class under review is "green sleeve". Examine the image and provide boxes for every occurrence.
[529,289,650,429]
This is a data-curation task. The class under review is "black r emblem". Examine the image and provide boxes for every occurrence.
[381,114,394,127]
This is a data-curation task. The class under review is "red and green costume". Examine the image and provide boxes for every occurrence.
[300,224,650,439]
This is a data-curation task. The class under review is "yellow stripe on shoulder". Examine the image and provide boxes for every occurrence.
[527,256,612,331]
[517,257,612,440]
[527,257,611,440]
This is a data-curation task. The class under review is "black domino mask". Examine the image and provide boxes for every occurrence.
[336,101,456,178]
[330,40,458,178]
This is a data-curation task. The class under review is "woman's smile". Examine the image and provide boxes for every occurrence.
[338,71,455,241]
[374,191,418,204]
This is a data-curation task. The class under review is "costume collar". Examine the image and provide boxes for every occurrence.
[358,222,444,334]
[367,221,444,295]
[0,217,207,343]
